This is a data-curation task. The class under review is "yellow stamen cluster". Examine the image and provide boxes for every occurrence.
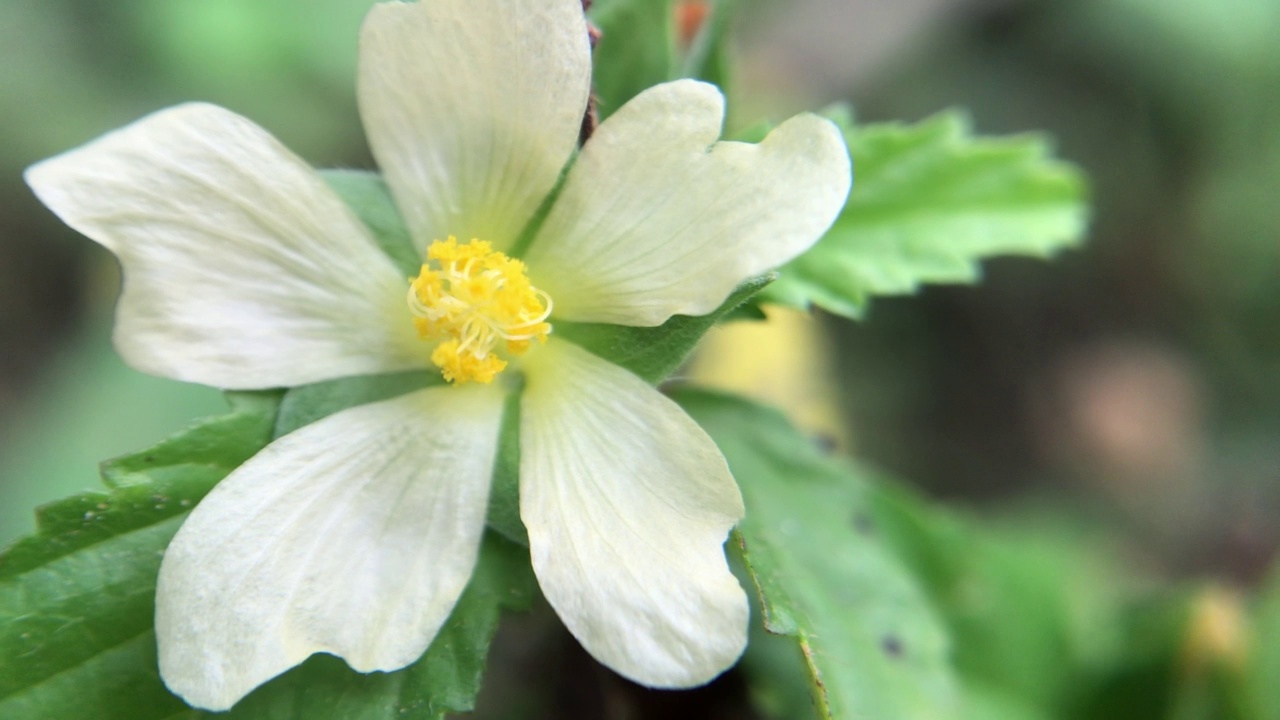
[408,237,552,384]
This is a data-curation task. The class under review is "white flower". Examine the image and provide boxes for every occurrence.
[26,0,850,711]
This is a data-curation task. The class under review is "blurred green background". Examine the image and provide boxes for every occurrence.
[1,0,1279,691]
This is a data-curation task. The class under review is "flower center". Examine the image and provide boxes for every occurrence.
[407,236,552,385]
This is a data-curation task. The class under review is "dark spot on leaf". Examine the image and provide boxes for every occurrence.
[881,634,904,658]
[144,455,155,463]
[852,512,875,535]
[813,434,838,454]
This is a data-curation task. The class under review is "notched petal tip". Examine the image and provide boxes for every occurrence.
[764,110,853,203]
[525,81,853,327]
[155,386,505,710]
[520,342,749,688]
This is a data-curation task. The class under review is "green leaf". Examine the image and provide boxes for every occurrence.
[556,274,771,384]
[486,390,526,546]
[273,370,440,439]
[0,393,282,720]
[678,389,958,720]
[764,110,1089,318]
[0,313,224,546]
[320,169,420,276]
[0,392,534,719]
[867,487,1132,715]
[1,392,280,581]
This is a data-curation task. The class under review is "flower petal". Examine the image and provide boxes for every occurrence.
[358,0,592,254]
[524,80,852,325]
[156,384,504,711]
[519,341,748,687]
[25,103,422,390]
